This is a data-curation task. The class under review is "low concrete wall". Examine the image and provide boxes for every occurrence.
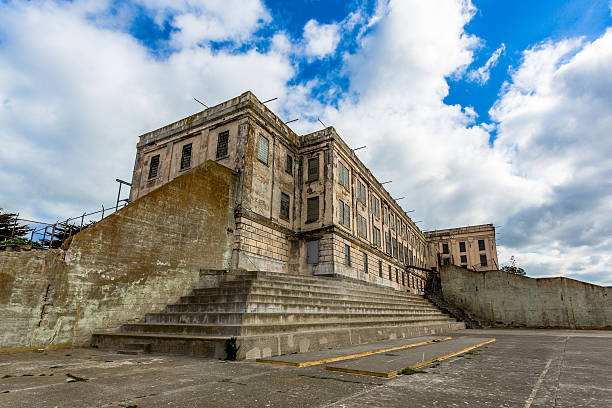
[0,161,236,352]
[440,265,612,329]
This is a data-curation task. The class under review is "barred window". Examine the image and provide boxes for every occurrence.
[392,238,398,259]
[478,239,486,251]
[285,154,293,175]
[371,195,380,217]
[388,265,392,280]
[257,134,269,165]
[399,244,404,263]
[180,143,192,170]
[373,227,381,247]
[357,180,366,204]
[148,154,160,179]
[459,241,466,252]
[307,156,319,181]
[390,213,395,229]
[402,271,405,286]
[280,192,290,221]
[339,200,351,227]
[363,253,368,273]
[378,260,383,277]
[395,268,399,283]
[460,255,467,264]
[344,244,351,266]
[306,196,319,222]
[384,206,388,225]
[442,243,449,254]
[338,161,350,188]
[385,231,391,255]
[358,214,367,239]
[404,245,408,265]
[216,131,229,158]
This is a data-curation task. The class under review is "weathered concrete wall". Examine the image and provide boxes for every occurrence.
[441,265,612,329]
[0,161,236,352]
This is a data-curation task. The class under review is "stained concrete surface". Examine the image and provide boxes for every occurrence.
[1,329,611,407]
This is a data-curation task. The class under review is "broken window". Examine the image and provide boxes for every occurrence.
[280,192,290,221]
[285,154,293,175]
[307,156,319,181]
[180,143,192,170]
[257,134,269,164]
[459,241,466,252]
[148,154,160,179]
[306,196,319,222]
[216,131,229,158]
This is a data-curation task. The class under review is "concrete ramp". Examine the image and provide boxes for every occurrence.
[325,337,495,378]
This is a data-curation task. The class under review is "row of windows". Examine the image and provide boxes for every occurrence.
[443,253,488,267]
[342,246,424,288]
[442,239,486,255]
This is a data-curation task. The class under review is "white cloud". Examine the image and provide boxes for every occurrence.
[467,43,505,84]
[302,19,341,59]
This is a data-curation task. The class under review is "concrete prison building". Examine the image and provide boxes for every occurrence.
[129,91,498,292]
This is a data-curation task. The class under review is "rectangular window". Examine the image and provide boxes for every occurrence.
[280,192,290,221]
[442,243,449,254]
[307,156,319,181]
[392,238,398,259]
[478,239,486,251]
[357,180,366,204]
[388,265,392,280]
[378,260,383,277]
[345,244,351,266]
[384,206,388,225]
[285,154,293,175]
[257,134,269,164]
[373,227,381,247]
[307,240,319,264]
[338,161,350,188]
[363,253,368,273]
[399,245,404,263]
[409,250,413,265]
[180,143,192,170]
[460,255,467,264]
[339,200,350,227]
[480,254,488,266]
[459,241,466,252]
[216,131,229,158]
[371,195,380,217]
[443,257,451,265]
[306,196,319,222]
[390,213,395,229]
[395,268,399,283]
[358,214,367,238]
[404,245,408,265]
[148,154,160,179]
[385,231,391,255]
[402,272,405,286]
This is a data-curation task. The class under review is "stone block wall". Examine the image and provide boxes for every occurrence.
[233,217,289,272]
[0,161,236,352]
[440,265,611,329]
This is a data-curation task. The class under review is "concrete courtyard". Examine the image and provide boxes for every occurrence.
[1,329,611,407]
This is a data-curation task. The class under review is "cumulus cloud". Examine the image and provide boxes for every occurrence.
[467,43,506,84]
[302,19,341,59]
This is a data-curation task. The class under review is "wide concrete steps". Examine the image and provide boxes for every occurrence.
[91,271,464,359]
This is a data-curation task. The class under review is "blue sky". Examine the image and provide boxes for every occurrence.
[1,0,612,284]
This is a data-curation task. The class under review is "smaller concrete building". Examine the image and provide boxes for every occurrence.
[425,224,498,271]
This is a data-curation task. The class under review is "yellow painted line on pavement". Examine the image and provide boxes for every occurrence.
[325,338,496,378]
[256,337,452,367]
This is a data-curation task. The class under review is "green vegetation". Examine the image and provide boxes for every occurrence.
[0,237,41,249]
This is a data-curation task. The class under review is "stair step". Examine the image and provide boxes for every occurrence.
[165,302,442,314]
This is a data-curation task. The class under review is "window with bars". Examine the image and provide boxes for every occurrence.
[148,154,160,179]
[385,231,391,254]
[373,227,381,248]
[358,214,367,238]
[390,213,395,229]
[306,196,319,222]
[378,260,383,277]
[395,268,399,283]
[338,161,350,189]
[285,154,293,175]
[442,243,449,254]
[338,200,351,227]
[216,131,229,158]
[459,241,466,252]
[392,238,398,259]
[402,271,405,286]
[180,143,192,170]
[371,195,380,217]
[257,134,269,164]
[460,255,467,264]
[344,244,351,266]
[388,265,392,280]
[478,239,486,251]
[363,253,368,273]
[404,245,408,265]
[307,156,319,181]
[399,244,404,263]
[357,180,366,204]
[280,192,290,221]
[383,206,388,225]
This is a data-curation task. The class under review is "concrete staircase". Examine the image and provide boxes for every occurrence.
[91,271,464,359]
